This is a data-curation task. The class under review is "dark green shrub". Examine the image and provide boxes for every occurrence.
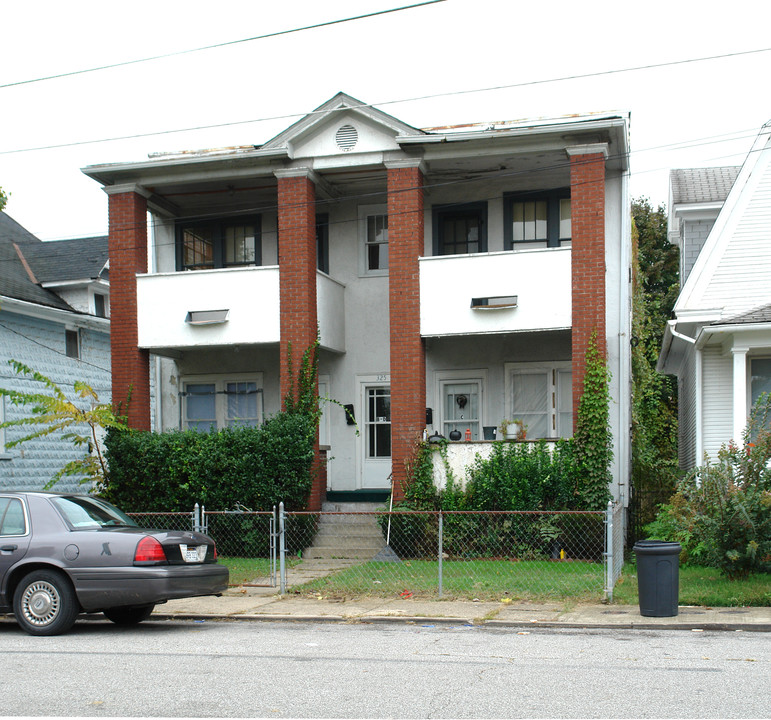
[102,412,315,513]
[464,440,576,511]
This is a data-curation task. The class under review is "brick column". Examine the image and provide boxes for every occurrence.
[386,161,426,502]
[107,188,151,430]
[276,170,322,509]
[568,145,608,426]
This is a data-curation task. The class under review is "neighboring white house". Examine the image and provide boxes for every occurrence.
[82,92,632,508]
[658,121,771,469]
[0,212,110,491]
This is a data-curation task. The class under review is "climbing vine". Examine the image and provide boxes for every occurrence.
[572,331,613,509]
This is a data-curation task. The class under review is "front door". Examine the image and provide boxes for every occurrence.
[360,380,391,489]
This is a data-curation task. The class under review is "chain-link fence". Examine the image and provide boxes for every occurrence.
[129,503,624,601]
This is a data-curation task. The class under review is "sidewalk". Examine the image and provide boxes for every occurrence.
[154,586,771,631]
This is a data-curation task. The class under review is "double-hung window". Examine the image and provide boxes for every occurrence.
[177,217,261,271]
[183,376,263,431]
[433,202,488,256]
[750,358,771,437]
[505,362,572,439]
[359,205,388,276]
[504,191,571,249]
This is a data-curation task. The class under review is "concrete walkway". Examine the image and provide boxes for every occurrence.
[155,585,771,631]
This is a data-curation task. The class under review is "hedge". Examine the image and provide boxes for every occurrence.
[102,412,315,513]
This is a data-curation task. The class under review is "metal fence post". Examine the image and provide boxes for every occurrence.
[279,502,286,595]
[193,503,199,533]
[438,511,443,598]
[604,500,613,602]
[270,505,277,588]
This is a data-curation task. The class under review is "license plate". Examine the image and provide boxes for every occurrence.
[181,544,207,563]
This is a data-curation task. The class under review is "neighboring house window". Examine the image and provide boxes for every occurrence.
[93,293,108,318]
[177,217,261,271]
[317,214,329,274]
[182,376,263,431]
[65,329,80,359]
[504,191,571,249]
[750,358,771,436]
[365,386,391,458]
[359,205,388,276]
[433,202,488,256]
[505,362,572,439]
[0,397,8,459]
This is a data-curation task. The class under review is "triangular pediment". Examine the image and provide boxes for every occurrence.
[675,122,771,320]
[262,92,423,160]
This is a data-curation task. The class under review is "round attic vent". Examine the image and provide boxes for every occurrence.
[335,124,358,151]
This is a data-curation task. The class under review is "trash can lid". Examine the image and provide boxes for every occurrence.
[633,539,681,555]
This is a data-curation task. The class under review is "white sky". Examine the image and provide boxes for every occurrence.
[1,0,770,241]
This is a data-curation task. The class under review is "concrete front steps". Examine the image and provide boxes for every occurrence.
[303,501,388,561]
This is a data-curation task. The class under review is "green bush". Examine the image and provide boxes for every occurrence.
[102,412,316,513]
[464,439,576,511]
[645,394,771,579]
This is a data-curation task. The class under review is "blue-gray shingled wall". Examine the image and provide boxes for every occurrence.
[0,311,111,492]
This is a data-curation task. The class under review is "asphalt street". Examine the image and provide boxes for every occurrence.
[1,618,768,718]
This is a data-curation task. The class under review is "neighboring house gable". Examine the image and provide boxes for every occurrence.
[0,212,111,491]
[659,122,771,468]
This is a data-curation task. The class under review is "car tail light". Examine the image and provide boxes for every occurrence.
[134,536,167,564]
[213,543,218,561]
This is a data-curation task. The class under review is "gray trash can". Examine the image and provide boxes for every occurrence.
[633,540,681,617]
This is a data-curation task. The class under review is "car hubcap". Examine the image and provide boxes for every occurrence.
[21,581,60,626]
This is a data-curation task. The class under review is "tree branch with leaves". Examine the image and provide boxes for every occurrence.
[0,360,127,489]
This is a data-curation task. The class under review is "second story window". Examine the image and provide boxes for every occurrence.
[359,205,388,276]
[504,191,571,249]
[177,217,261,271]
[432,202,488,256]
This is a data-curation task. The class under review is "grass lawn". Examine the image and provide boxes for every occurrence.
[612,563,771,607]
[220,555,771,606]
[286,558,605,602]
[220,556,299,586]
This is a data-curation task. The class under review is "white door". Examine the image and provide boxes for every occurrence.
[359,381,391,489]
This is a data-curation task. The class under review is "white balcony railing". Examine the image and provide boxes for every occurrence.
[136,266,345,353]
[420,248,572,337]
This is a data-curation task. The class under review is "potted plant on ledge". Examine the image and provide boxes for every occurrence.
[500,419,527,441]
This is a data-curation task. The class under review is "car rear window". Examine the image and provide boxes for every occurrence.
[0,497,27,536]
[52,496,138,529]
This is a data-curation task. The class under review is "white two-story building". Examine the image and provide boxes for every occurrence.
[83,93,631,509]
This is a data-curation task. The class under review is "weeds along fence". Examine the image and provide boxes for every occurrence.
[129,501,624,601]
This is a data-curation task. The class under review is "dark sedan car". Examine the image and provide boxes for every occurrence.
[0,492,229,635]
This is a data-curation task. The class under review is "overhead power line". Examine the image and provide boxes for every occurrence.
[0,1,445,90]
[2,45,769,157]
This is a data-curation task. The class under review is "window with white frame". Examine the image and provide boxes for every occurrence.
[364,386,391,458]
[359,205,388,276]
[750,357,771,436]
[505,362,572,439]
[182,376,263,431]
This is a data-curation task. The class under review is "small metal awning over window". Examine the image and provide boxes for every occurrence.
[185,309,230,325]
[470,295,518,310]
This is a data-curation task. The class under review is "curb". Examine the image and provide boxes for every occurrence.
[149,612,771,632]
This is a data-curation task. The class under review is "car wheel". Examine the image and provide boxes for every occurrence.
[13,569,80,636]
[103,604,155,626]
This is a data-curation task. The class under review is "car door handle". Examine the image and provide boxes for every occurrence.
[1,545,18,552]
